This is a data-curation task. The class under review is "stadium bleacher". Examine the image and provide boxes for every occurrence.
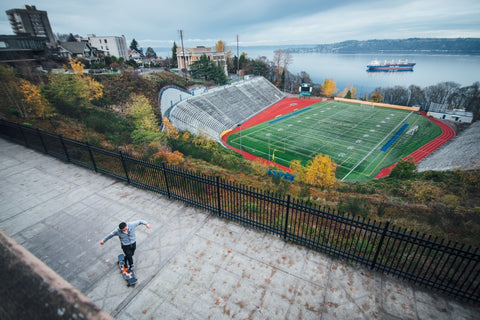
[163,77,285,141]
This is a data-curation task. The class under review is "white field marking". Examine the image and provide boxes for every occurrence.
[341,111,414,181]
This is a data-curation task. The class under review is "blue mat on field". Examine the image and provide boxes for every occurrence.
[269,107,312,124]
[381,123,409,152]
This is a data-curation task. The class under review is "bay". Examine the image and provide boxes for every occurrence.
[154,46,480,97]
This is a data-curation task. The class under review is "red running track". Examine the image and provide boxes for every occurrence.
[221,97,324,172]
[375,112,456,178]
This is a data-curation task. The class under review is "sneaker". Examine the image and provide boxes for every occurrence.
[128,265,134,272]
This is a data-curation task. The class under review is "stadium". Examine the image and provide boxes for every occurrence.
[160,77,455,181]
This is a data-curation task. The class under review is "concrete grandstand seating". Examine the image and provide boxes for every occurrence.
[159,86,193,119]
[167,77,285,141]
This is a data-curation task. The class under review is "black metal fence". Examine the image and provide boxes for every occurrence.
[1,119,479,303]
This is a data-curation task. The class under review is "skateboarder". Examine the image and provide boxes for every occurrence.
[100,220,150,271]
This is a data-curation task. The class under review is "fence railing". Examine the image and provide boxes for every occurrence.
[1,118,478,303]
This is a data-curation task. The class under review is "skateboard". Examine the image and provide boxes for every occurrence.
[118,253,137,286]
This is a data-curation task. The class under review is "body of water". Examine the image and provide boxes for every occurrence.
[155,46,480,97]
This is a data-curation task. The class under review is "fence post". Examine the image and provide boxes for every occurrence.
[86,142,97,172]
[58,135,70,162]
[215,176,222,217]
[36,129,47,153]
[371,220,390,270]
[283,195,291,241]
[162,162,171,199]
[119,151,130,184]
[18,123,28,147]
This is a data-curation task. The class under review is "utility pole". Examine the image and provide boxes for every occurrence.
[236,34,240,81]
[178,29,188,84]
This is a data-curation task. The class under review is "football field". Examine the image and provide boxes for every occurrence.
[227,100,442,180]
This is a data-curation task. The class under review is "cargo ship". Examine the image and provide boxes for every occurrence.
[366,59,416,72]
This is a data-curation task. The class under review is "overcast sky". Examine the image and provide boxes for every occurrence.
[1,0,479,51]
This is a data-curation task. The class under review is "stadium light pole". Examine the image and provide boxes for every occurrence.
[266,133,271,162]
[237,123,242,151]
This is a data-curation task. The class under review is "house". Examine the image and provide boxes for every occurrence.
[128,49,142,63]
[57,41,97,62]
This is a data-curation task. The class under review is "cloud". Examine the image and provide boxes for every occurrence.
[1,0,479,48]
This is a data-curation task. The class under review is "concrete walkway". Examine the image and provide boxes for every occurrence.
[0,138,478,319]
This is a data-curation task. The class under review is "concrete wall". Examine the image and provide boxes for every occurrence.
[0,231,113,320]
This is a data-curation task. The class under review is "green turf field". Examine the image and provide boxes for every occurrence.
[227,100,442,180]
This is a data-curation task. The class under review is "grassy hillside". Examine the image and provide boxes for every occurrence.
[1,68,479,248]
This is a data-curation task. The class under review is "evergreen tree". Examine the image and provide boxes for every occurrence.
[171,42,178,68]
[67,33,77,42]
[213,64,227,85]
[130,39,139,51]
[145,47,157,59]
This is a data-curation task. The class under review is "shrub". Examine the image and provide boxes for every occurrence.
[338,196,370,218]
[389,157,416,179]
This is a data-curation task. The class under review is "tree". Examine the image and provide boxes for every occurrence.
[67,33,77,42]
[145,47,157,59]
[272,49,292,87]
[303,154,337,189]
[407,84,425,107]
[321,78,338,97]
[215,40,226,53]
[171,42,178,68]
[162,117,179,139]
[213,63,228,85]
[42,58,103,112]
[390,157,416,179]
[190,54,212,80]
[19,80,54,119]
[337,84,357,99]
[370,89,383,102]
[290,155,337,189]
[124,94,163,145]
[299,71,312,84]
[130,39,139,51]
[0,65,28,118]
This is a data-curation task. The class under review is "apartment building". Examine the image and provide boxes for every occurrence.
[6,5,56,47]
[87,34,129,61]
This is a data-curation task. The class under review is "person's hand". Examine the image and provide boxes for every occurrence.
[100,240,105,245]
[146,224,151,229]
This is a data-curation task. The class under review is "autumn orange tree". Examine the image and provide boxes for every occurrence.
[0,65,54,119]
[320,78,338,97]
[162,117,179,139]
[370,89,383,102]
[337,85,357,99]
[290,154,337,189]
[19,79,54,119]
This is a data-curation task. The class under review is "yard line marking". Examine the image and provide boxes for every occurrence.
[341,111,414,181]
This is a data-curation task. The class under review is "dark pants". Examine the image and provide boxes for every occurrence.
[121,242,136,267]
